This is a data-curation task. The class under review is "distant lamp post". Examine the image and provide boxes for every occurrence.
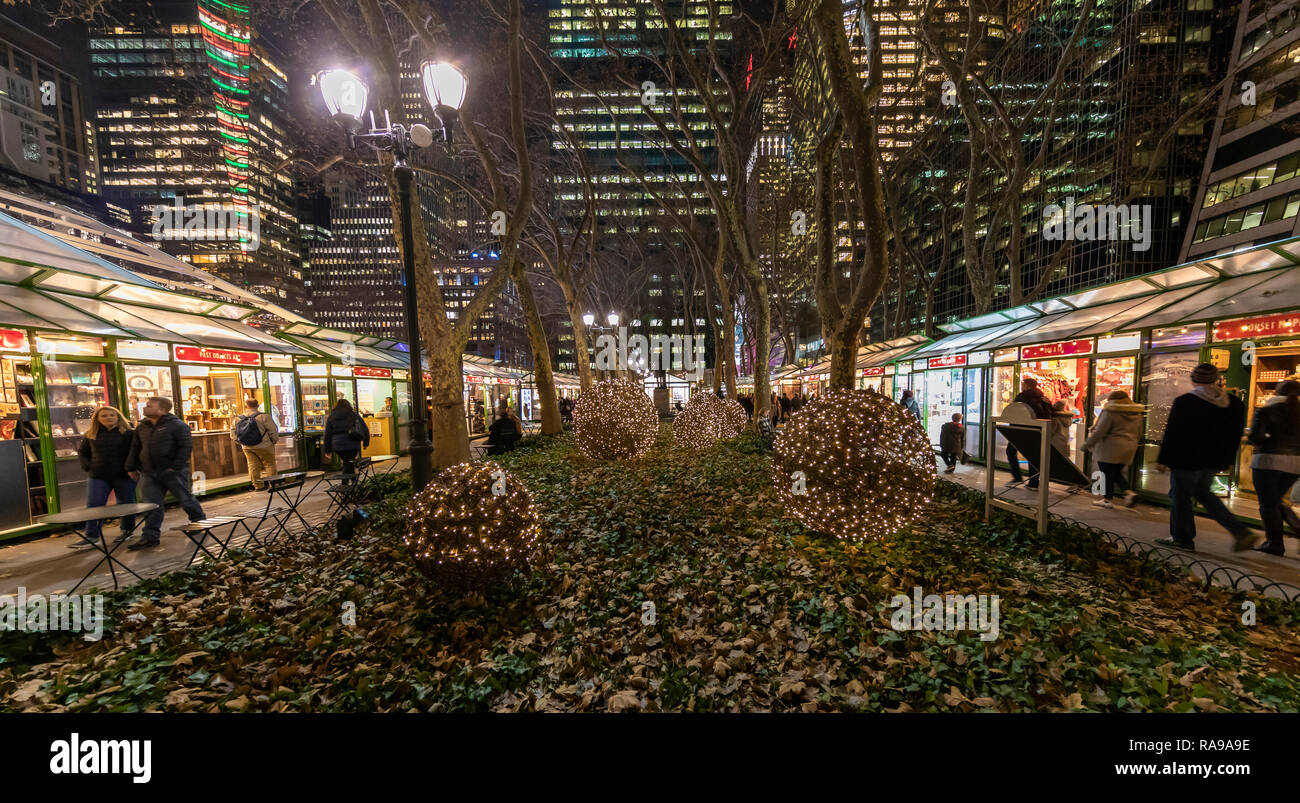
[607,312,620,327]
[318,61,469,492]
[582,312,596,327]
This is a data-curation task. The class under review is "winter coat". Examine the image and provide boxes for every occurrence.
[230,411,277,448]
[1156,390,1246,471]
[323,406,370,453]
[126,413,193,474]
[488,415,521,451]
[939,421,964,453]
[1050,409,1073,455]
[901,396,921,419]
[1248,395,1300,473]
[77,427,133,480]
[1013,387,1053,420]
[1084,400,1144,465]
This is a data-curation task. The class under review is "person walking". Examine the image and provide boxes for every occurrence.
[231,398,278,491]
[1155,363,1258,552]
[938,412,964,473]
[323,398,370,480]
[900,389,921,420]
[124,396,205,550]
[1050,400,1073,456]
[1247,378,1300,555]
[74,405,136,548]
[487,402,522,455]
[779,393,791,421]
[1084,389,1143,509]
[1006,377,1053,489]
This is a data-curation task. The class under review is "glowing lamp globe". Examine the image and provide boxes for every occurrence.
[317,69,369,122]
[403,461,541,592]
[572,378,658,460]
[771,389,934,540]
[420,61,467,118]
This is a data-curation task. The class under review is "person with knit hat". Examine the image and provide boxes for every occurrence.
[1247,378,1300,555]
[1155,363,1258,552]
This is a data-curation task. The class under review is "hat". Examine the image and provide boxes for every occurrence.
[1189,363,1219,385]
[1106,389,1131,402]
[1277,379,1300,397]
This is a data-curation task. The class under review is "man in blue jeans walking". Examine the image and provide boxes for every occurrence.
[124,396,205,550]
[1154,363,1258,553]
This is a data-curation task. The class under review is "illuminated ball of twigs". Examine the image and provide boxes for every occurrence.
[721,398,748,439]
[572,378,658,460]
[772,388,934,540]
[672,392,726,449]
[403,461,541,592]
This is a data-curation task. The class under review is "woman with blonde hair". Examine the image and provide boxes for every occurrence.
[74,405,136,547]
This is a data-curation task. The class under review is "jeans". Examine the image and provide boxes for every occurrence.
[1006,443,1039,486]
[941,450,958,469]
[1168,468,1247,545]
[1252,468,1300,549]
[337,449,359,484]
[85,476,137,541]
[139,469,206,543]
[242,445,277,489]
[1097,461,1128,500]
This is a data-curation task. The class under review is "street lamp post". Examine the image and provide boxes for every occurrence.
[318,63,468,492]
[583,311,622,380]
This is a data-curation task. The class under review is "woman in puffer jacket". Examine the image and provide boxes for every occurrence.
[1247,379,1300,555]
[1084,390,1144,508]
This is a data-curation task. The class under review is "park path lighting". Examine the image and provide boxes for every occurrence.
[318,62,468,492]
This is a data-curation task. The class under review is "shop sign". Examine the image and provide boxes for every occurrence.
[353,366,393,378]
[331,364,353,377]
[1097,332,1142,353]
[884,364,895,375]
[896,363,911,375]
[912,359,928,371]
[1150,324,1206,349]
[422,371,431,383]
[928,354,967,369]
[1020,339,1092,360]
[117,339,170,361]
[465,373,483,383]
[173,345,260,366]
[0,328,29,352]
[861,366,886,377]
[994,347,1019,363]
[1212,312,1300,343]
[264,353,293,369]
[967,350,990,366]
[297,363,328,377]
[393,370,409,380]
[36,334,104,358]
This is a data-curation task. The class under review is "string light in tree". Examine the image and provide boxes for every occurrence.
[403,461,541,592]
[572,378,659,460]
[672,391,726,449]
[720,398,748,439]
[771,388,934,540]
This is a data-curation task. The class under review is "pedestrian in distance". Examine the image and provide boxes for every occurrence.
[1155,363,1258,553]
[900,389,921,420]
[1084,389,1143,509]
[1246,378,1300,555]
[939,412,964,473]
[1007,377,1053,490]
[323,398,370,482]
[124,396,205,550]
[74,405,136,548]
[487,401,522,455]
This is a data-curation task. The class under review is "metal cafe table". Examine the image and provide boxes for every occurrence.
[38,502,160,593]
[251,471,326,543]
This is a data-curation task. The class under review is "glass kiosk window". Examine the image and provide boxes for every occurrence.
[268,371,298,432]
[0,353,41,531]
[1022,357,1089,466]
[299,365,330,430]
[963,367,984,458]
[44,360,118,514]
[1092,356,1137,419]
[1138,351,1200,496]
[123,364,175,421]
[925,368,963,446]
[177,363,257,488]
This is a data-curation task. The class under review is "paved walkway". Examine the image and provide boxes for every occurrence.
[0,459,409,598]
[942,462,1300,596]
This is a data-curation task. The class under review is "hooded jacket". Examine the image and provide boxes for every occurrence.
[323,405,370,453]
[1049,408,1073,455]
[939,421,964,453]
[1156,388,1245,471]
[1248,394,1300,472]
[1013,387,1054,420]
[1084,399,1144,465]
[126,413,193,474]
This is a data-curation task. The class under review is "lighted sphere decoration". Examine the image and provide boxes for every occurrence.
[720,398,749,439]
[772,388,934,540]
[572,378,659,460]
[672,391,726,449]
[403,461,541,592]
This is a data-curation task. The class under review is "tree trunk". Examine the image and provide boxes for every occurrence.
[828,323,861,391]
[513,262,562,435]
[749,272,772,419]
[426,338,471,470]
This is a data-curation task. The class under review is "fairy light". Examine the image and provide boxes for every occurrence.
[403,461,541,591]
[720,398,748,439]
[772,388,935,540]
[572,378,659,460]
[672,391,726,449]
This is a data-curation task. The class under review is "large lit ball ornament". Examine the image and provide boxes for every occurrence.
[720,398,748,439]
[672,392,725,449]
[771,388,934,540]
[403,461,541,592]
[572,378,658,460]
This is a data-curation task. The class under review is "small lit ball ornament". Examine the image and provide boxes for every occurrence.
[772,388,934,540]
[720,398,748,439]
[572,378,658,460]
[672,392,725,449]
[403,461,541,592]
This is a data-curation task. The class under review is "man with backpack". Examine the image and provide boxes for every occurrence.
[231,398,278,490]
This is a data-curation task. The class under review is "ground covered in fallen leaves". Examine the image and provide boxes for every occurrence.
[3,428,1298,712]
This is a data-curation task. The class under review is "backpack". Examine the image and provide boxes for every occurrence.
[235,414,264,447]
[347,414,368,442]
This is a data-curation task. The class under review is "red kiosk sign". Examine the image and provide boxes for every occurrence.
[861,366,886,377]
[352,366,393,378]
[1212,312,1300,342]
[928,354,967,369]
[172,346,261,366]
[1020,339,1092,360]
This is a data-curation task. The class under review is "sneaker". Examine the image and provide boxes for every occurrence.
[1121,491,1137,507]
[1253,543,1284,556]
[67,538,100,549]
[1231,529,1262,553]
[1092,498,1113,509]
[1155,537,1195,552]
[126,540,161,551]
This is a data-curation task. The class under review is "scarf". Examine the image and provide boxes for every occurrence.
[1190,383,1229,408]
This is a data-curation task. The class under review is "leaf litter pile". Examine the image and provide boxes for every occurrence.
[3,429,1297,712]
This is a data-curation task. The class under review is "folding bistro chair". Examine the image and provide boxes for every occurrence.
[176,515,249,566]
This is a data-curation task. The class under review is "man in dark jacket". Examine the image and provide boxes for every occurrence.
[939,413,965,473]
[1155,363,1257,552]
[1007,377,1054,488]
[125,396,205,549]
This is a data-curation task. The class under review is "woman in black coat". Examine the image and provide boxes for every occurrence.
[323,398,370,477]
[76,405,136,546]
[1248,379,1300,555]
